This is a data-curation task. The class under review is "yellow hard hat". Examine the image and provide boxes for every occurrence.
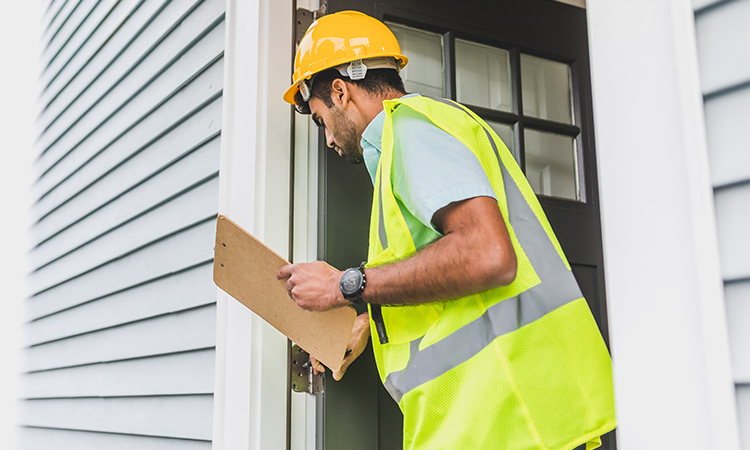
[283,11,408,108]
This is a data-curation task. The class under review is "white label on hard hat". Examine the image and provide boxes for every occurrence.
[347,60,367,80]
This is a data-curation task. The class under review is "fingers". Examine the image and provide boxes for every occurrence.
[309,356,325,375]
[333,350,355,381]
[275,261,343,311]
[277,265,296,300]
[333,363,348,381]
[276,264,294,280]
[308,352,351,381]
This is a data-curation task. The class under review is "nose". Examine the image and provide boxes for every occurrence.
[324,128,335,149]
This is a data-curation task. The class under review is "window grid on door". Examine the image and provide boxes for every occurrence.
[386,21,585,202]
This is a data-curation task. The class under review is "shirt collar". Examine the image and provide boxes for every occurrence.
[361,109,385,153]
[360,93,420,181]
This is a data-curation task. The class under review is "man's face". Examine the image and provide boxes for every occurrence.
[309,97,364,164]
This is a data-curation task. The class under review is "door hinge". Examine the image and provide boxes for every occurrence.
[295,1,327,46]
[291,344,324,395]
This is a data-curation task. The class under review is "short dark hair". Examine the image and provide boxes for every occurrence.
[296,68,406,110]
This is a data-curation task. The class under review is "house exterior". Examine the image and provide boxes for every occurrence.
[17,0,747,449]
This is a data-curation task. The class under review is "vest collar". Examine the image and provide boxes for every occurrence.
[361,93,421,183]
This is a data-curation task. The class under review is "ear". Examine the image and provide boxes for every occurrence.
[330,78,351,108]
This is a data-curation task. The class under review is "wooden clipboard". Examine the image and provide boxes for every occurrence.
[213,215,356,370]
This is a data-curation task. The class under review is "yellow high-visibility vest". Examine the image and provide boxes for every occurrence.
[366,95,616,450]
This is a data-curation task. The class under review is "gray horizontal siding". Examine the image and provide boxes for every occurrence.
[725,280,750,383]
[33,8,224,216]
[39,0,142,125]
[36,0,200,147]
[22,0,224,447]
[695,1,750,448]
[739,385,750,449]
[32,0,222,190]
[27,218,215,320]
[32,50,223,225]
[29,177,219,293]
[714,184,750,280]
[694,0,726,10]
[38,0,121,99]
[40,0,82,55]
[20,427,211,450]
[38,0,100,76]
[25,304,216,372]
[704,87,749,187]
[21,396,213,440]
[38,0,164,123]
[25,264,215,346]
[41,1,69,35]
[30,130,220,269]
[695,0,750,95]
[24,349,215,398]
[30,99,222,252]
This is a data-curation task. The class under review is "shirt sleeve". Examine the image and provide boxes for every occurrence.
[391,105,497,233]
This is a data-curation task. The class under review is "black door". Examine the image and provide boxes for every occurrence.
[316,1,613,449]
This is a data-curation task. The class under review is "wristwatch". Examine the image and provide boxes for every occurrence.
[339,262,367,305]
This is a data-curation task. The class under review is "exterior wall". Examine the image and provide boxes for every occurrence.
[693,0,750,448]
[587,1,740,449]
[20,0,225,448]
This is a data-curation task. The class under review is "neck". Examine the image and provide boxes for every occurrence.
[362,89,405,125]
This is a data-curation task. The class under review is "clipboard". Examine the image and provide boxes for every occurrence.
[213,215,357,370]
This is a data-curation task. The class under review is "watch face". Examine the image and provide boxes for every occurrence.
[341,269,362,295]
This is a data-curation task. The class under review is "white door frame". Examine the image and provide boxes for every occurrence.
[213,0,294,448]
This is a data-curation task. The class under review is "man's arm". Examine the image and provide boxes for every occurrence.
[276,195,516,310]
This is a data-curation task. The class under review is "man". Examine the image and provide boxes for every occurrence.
[277,10,616,450]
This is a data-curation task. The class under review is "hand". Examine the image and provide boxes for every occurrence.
[309,312,371,381]
[276,261,347,311]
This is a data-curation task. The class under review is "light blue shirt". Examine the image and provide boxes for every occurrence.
[360,94,497,249]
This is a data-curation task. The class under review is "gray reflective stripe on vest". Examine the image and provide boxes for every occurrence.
[378,186,388,249]
[428,97,567,280]
[382,97,581,403]
[385,271,582,403]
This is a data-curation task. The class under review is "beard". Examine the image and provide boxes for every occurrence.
[328,105,364,164]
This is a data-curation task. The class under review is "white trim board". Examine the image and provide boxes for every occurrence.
[212,0,293,449]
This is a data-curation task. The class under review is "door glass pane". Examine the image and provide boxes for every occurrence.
[387,23,444,97]
[521,54,574,124]
[524,129,580,200]
[455,39,512,112]
[485,120,515,158]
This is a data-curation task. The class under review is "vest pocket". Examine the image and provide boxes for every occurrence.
[380,303,440,345]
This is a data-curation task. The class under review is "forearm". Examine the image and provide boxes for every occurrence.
[363,222,516,306]
[278,197,516,311]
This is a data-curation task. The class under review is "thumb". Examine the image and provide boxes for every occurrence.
[332,362,349,381]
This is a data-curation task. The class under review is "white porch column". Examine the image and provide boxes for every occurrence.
[587,1,739,449]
